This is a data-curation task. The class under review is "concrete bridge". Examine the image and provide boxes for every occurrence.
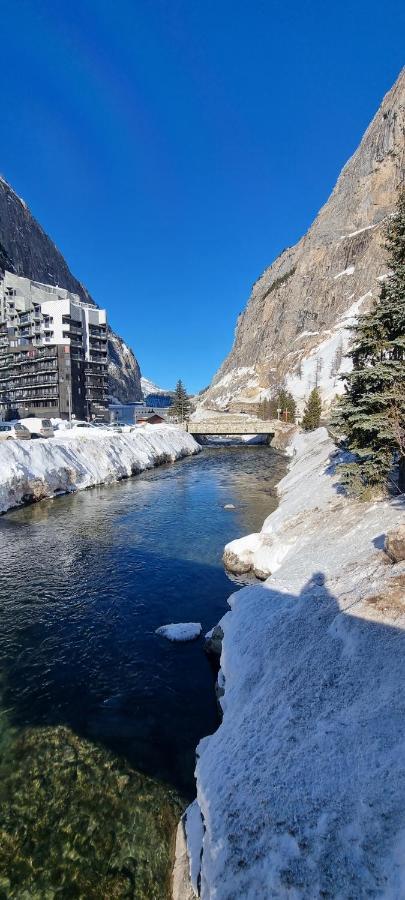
[185,416,295,444]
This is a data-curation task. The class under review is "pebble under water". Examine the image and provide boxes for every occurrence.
[0,444,286,898]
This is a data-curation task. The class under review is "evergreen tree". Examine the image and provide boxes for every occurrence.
[301,388,322,431]
[330,339,344,378]
[171,379,191,421]
[260,387,296,421]
[333,190,405,493]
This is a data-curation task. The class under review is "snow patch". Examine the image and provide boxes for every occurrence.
[155,623,202,642]
[339,222,379,239]
[334,265,355,279]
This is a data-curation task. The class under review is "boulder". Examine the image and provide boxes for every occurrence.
[222,533,261,575]
[204,625,224,657]
[385,525,405,563]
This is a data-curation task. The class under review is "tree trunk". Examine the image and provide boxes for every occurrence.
[399,456,405,493]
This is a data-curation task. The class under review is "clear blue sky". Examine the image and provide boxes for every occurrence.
[1,1,404,391]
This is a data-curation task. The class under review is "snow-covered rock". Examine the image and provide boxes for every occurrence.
[155,623,202,642]
[0,425,199,515]
[222,533,262,575]
[178,428,405,898]
[204,625,224,657]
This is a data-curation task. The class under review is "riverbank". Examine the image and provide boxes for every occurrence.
[0,424,200,514]
[175,428,405,898]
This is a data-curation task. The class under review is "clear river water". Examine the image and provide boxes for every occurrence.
[0,444,286,898]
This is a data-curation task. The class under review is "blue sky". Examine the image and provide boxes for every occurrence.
[1,1,404,392]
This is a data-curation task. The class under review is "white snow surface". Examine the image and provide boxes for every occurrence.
[183,428,405,898]
[333,264,355,279]
[155,623,202,642]
[0,425,199,514]
[286,290,373,412]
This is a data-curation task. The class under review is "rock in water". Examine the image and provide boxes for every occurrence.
[155,623,202,642]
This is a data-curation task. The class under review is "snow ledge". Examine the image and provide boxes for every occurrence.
[176,428,405,898]
[0,425,200,515]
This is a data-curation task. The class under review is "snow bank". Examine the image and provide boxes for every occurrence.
[0,425,200,514]
[155,623,202,642]
[179,428,405,898]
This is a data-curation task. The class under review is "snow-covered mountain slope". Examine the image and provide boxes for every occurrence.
[203,68,405,412]
[176,428,405,898]
[141,376,171,397]
[0,175,143,403]
[0,425,199,514]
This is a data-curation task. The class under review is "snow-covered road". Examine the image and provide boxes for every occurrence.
[0,424,200,514]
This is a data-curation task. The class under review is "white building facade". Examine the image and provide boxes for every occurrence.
[0,272,108,420]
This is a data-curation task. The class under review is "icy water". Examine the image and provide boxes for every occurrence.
[0,445,286,898]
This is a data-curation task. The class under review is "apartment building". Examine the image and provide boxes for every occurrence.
[0,272,108,420]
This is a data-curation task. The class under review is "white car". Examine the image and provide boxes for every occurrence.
[18,418,54,439]
[0,422,31,441]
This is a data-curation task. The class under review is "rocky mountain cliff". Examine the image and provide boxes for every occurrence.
[0,176,142,402]
[203,68,405,412]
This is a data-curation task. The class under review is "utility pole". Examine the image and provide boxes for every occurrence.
[66,373,72,424]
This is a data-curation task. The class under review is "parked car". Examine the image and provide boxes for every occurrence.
[18,418,54,439]
[0,422,31,441]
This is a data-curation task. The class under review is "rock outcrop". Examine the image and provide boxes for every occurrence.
[385,524,405,563]
[0,175,143,402]
[203,68,405,412]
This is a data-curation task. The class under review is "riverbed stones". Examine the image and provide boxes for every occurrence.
[0,724,183,899]
[385,525,405,563]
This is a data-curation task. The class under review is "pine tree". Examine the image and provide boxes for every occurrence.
[333,190,405,494]
[262,387,296,421]
[314,357,323,388]
[171,379,191,421]
[301,388,322,431]
[330,339,344,378]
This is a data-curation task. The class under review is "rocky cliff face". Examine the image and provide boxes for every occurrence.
[204,68,405,411]
[0,175,142,402]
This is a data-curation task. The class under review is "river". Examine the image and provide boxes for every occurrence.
[0,444,286,898]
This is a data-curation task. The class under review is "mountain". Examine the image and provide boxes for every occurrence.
[0,175,142,403]
[203,68,405,412]
[140,376,171,397]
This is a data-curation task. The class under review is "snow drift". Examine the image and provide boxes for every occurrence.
[0,425,200,514]
[176,428,405,898]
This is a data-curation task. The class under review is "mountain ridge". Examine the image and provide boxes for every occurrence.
[0,174,142,403]
[202,67,405,411]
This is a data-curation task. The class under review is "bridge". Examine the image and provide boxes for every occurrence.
[185,415,295,443]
